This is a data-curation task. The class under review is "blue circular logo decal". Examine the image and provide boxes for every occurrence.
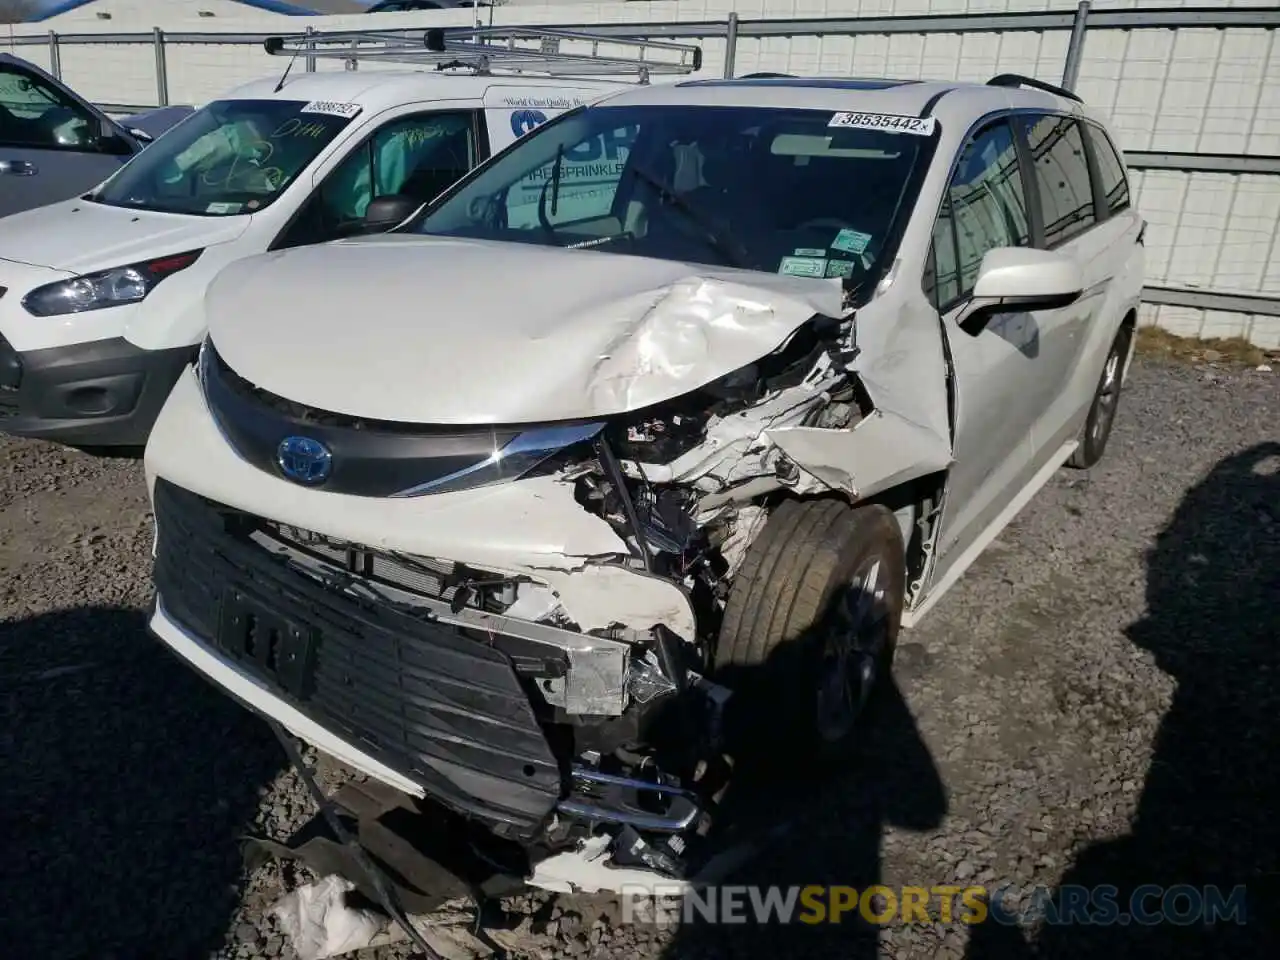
[510,109,548,138]
[277,436,332,486]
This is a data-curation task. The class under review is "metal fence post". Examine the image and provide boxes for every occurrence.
[47,31,61,79]
[305,25,317,73]
[723,12,739,79]
[153,27,170,106]
[1061,0,1091,91]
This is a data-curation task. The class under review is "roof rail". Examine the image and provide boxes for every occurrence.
[263,25,702,82]
[986,73,1083,104]
[740,72,795,79]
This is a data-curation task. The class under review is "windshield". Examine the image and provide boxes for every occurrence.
[407,104,934,285]
[88,99,359,216]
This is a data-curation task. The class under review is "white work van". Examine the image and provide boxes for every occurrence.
[0,26,699,447]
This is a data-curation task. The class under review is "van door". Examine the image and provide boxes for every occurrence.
[924,117,1060,587]
[0,54,141,217]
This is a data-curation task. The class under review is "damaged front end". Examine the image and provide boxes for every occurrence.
[149,262,950,907]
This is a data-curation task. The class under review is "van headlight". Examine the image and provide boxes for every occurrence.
[22,249,202,317]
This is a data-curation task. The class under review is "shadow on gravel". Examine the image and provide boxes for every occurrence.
[0,606,284,959]
[966,442,1280,959]
[655,675,946,960]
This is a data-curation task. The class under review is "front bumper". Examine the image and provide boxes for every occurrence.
[150,477,565,838]
[0,334,195,446]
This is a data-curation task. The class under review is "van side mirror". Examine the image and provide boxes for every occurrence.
[95,119,138,156]
[359,194,422,233]
[957,247,1084,336]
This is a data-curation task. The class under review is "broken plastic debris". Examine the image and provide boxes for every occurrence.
[627,654,679,703]
[272,879,495,960]
[270,875,384,960]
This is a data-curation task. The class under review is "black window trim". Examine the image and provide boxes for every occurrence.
[269,106,488,252]
[1079,119,1131,221]
[1013,111,1099,251]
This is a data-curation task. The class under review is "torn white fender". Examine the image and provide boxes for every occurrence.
[764,293,955,498]
[768,408,954,500]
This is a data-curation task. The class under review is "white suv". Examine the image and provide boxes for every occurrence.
[142,73,1143,897]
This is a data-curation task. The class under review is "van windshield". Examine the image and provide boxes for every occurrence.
[407,104,935,286]
[88,98,359,217]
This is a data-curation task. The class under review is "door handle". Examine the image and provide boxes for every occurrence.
[0,160,37,176]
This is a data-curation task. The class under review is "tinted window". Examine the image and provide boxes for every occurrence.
[409,104,933,287]
[1022,114,1096,247]
[927,194,960,307]
[88,99,358,217]
[0,63,102,152]
[939,120,1030,302]
[1087,123,1130,217]
[279,111,478,248]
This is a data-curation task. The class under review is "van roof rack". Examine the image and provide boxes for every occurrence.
[263,25,702,82]
[986,73,1083,104]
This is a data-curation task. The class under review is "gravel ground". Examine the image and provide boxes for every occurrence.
[1,356,1276,959]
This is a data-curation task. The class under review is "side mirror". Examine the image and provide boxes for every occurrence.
[95,119,138,156]
[358,194,422,234]
[127,126,155,145]
[957,247,1084,336]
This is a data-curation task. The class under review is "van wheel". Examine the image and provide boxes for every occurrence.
[1068,321,1133,469]
[714,498,905,756]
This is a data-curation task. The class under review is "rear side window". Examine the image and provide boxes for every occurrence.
[1021,114,1095,247]
[1087,123,1130,217]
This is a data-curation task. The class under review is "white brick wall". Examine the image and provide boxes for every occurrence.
[2,0,1277,345]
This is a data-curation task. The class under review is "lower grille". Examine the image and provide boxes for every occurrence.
[151,478,563,836]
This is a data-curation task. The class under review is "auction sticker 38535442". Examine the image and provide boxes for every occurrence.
[828,112,937,136]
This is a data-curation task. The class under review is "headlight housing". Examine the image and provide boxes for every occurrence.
[22,249,202,317]
[393,421,604,497]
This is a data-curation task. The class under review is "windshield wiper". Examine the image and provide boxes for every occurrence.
[628,163,751,269]
[536,144,566,242]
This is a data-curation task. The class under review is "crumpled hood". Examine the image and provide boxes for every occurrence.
[0,198,249,276]
[206,235,845,424]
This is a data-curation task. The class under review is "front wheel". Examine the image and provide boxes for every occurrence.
[714,498,906,759]
[1068,321,1134,469]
